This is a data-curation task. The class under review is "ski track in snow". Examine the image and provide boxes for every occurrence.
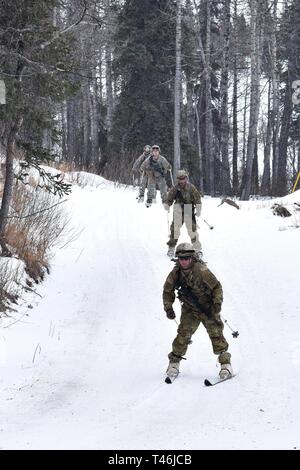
[0,179,299,450]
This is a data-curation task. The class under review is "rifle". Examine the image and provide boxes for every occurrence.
[149,157,165,177]
[174,272,211,317]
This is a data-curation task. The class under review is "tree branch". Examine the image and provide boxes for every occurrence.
[4,199,67,220]
[40,0,88,49]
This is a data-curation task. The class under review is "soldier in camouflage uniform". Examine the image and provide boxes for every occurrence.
[163,243,233,381]
[132,145,152,202]
[164,169,202,259]
[140,145,172,206]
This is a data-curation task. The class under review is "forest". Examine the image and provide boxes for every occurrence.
[0,0,300,218]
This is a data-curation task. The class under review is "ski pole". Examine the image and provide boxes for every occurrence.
[166,211,170,236]
[169,169,174,186]
[200,216,214,230]
[221,315,239,338]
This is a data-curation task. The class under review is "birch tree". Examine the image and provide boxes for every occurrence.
[205,0,214,195]
[219,0,232,195]
[240,0,262,200]
[173,0,182,176]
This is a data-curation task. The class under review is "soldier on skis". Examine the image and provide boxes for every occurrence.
[132,144,152,203]
[164,169,202,259]
[162,243,233,383]
[140,145,172,207]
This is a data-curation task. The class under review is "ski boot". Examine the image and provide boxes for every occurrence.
[165,361,180,383]
[167,247,175,259]
[145,198,152,208]
[137,195,144,203]
[219,363,233,380]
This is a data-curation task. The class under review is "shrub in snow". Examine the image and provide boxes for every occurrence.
[3,180,70,283]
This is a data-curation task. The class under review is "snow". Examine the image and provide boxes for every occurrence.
[0,175,300,450]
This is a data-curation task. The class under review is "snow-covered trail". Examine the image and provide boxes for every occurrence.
[0,179,299,450]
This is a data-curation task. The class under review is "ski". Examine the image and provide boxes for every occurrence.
[165,372,179,384]
[165,373,234,385]
[204,375,234,387]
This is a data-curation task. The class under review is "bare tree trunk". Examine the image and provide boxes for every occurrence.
[271,0,280,195]
[42,128,51,150]
[186,74,195,146]
[232,0,239,195]
[0,54,25,254]
[232,63,239,194]
[81,80,90,168]
[252,138,259,195]
[242,78,248,170]
[173,0,182,177]
[61,103,67,162]
[97,46,103,105]
[261,80,272,195]
[104,0,115,144]
[240,0,261,201]
[0,117,23,254]
[205,0,214,195]
[277,77,292,195]
[89,71,99,170]
[105,44,114,144]
[190,0,208,192]
[66,98,76,164]
[219,0,231,196]
[195,97,204,192]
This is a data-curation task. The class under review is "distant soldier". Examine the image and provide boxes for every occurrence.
[163,243,233,383]
[132,145,152,203]
[140,145,172,207]
[164,169,202,259]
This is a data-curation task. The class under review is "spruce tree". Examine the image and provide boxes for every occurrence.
[112,0,177,155]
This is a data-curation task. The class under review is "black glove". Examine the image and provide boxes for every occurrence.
[166,308,176,320]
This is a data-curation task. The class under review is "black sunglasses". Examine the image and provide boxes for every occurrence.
[179,256,191,260]
[152,147,159,150]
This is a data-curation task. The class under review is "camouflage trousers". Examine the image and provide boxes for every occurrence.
[167,205,202,252]
[168,304,231,364]
[138,173,149,198]
[147,175,168,202]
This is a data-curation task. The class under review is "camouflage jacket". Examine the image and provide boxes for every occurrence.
[132,152,148,174]
[163,260,223,314]
[140,155,171,180]
[165,182,202,214]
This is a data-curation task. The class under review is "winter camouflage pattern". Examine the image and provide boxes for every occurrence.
[140,155,172,201]
[132,151,151,198]
[140,154,171,180]
[163,259,231,364]
[165,182,202,250]
[165,182,202,212]
[147,174,168,201]
[175,242,195,257]
[132,152,148,174]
